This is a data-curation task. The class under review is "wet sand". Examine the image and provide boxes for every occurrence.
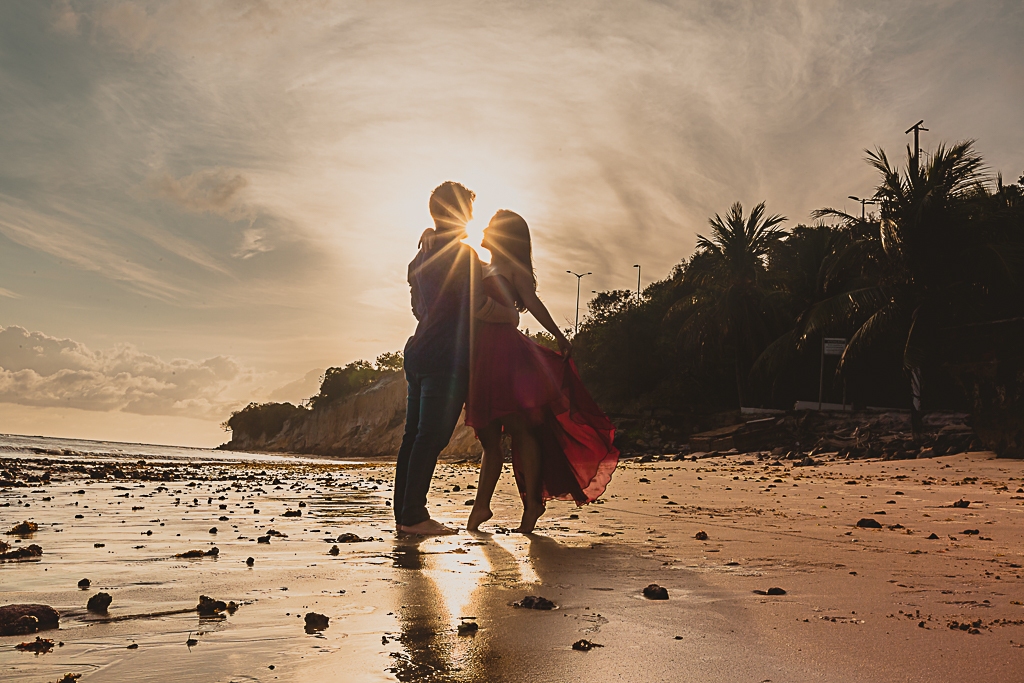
[2,449,1023,682]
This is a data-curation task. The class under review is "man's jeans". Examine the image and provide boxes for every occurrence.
[394,366,468,527]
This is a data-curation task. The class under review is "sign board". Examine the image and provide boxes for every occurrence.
[823,337,847,356]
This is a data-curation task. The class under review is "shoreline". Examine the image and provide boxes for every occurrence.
[2,448,1022,681]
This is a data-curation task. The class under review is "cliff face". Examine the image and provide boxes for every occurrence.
[222,373,483,459]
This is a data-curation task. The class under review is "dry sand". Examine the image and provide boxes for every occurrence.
[2,449,1023,682]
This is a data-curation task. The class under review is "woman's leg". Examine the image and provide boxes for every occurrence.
[467,422,503,531]
[505,415,545,533]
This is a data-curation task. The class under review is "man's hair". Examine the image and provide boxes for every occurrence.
[429,181,475,230]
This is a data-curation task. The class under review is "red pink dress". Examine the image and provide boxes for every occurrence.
[465,274,619,504]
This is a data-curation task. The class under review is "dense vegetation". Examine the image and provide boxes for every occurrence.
[573,141,1024,420]
[224,139,1023,445]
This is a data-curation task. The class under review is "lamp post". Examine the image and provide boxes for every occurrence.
[567,270,591,337]
[633,264,641,302]
[848,195,878,222]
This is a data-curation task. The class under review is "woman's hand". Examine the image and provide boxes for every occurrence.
[418,228,436,251]
[557,334,573,359]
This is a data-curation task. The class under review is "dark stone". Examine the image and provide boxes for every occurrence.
[87,592,112,613]
[77,578,90,589]
[197,595,227,615]
[572,639,603,651]
[856,518,882,529]
[0,604,60,636]
[457,621,479,635]
[282,510,301,517]
[643,584,669,600]
[304,612,329,631]
[927,533,940,539]
[952,499,970,508]
[694,530,708,541]
[328,545,340,556]
[246,557,255,566]
[513,595,556,610]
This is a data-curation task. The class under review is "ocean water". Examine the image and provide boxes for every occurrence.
[0,432,350,465]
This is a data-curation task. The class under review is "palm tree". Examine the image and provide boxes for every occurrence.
[800,140,993,428]
[669,201,787,407]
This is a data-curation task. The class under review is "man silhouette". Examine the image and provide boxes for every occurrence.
[394,181,519,535]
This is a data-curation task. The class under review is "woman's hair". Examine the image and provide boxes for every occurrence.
[488,209,536,312]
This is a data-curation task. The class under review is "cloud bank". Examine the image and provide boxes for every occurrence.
[0,325,258,419]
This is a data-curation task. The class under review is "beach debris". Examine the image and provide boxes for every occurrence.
[643,584,669,600]
[304,612,330,632]
[694,530,709,541]
[246,557,255,566]
[186,634,198,647]
[753,587,787,596]
[457,620,479,635]
[15,636,55,653]
[77,579,90,589]
[961,529,980,535]
[257,536,270,544]
[175,547,219,558]
[5,521,38,535]
[94,543,104,548]
[328,545,340,556]
[87,592,112,613]
[856,518,883,529]
[952,499,971,508]
[196,595,235,616]
[209,527,217,534]
[0,544,43,561]
[53,675,81,683]
[512,596,556,610]
[572,639,603,651]
[337,533,369,543]
[127,643,138,649]
[0,604,60,636]
[282,509,301,517]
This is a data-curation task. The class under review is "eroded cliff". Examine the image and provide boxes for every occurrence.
[221,373,482,459]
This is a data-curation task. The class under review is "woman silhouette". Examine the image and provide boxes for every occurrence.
[464,210,618,532]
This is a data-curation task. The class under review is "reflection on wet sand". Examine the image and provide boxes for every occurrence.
[388,532,532,682]
[387,530,597,682]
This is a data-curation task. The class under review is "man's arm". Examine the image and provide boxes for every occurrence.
[408,260,422,322]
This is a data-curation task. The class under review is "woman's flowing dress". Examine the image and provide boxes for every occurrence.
[465,274,619,504]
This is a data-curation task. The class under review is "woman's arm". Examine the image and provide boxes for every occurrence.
[511,269,572,357]
[471,253,520,325]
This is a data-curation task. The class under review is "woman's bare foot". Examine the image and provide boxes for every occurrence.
[466,505,493,532]
[401,519,458,535]
[515,504,545,534]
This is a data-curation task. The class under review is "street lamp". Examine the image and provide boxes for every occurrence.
[633,264,641,302]
[567,270,591,337]
[848,195,878,222]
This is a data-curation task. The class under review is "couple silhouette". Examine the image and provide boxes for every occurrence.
[393,181,618,535]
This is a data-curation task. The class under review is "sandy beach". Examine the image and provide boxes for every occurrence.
[2,447,1023,682]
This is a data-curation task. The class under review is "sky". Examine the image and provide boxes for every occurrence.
[1,0,1022,448]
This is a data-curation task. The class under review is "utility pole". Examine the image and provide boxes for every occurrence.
[567,270,591,337]
[633,264,641,302]
[905,119,928,176]
[848,196,878,222]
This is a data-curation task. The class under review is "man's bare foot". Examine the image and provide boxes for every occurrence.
[401,519,458,536]
[466,505,493,532]
[515,504,545,534]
